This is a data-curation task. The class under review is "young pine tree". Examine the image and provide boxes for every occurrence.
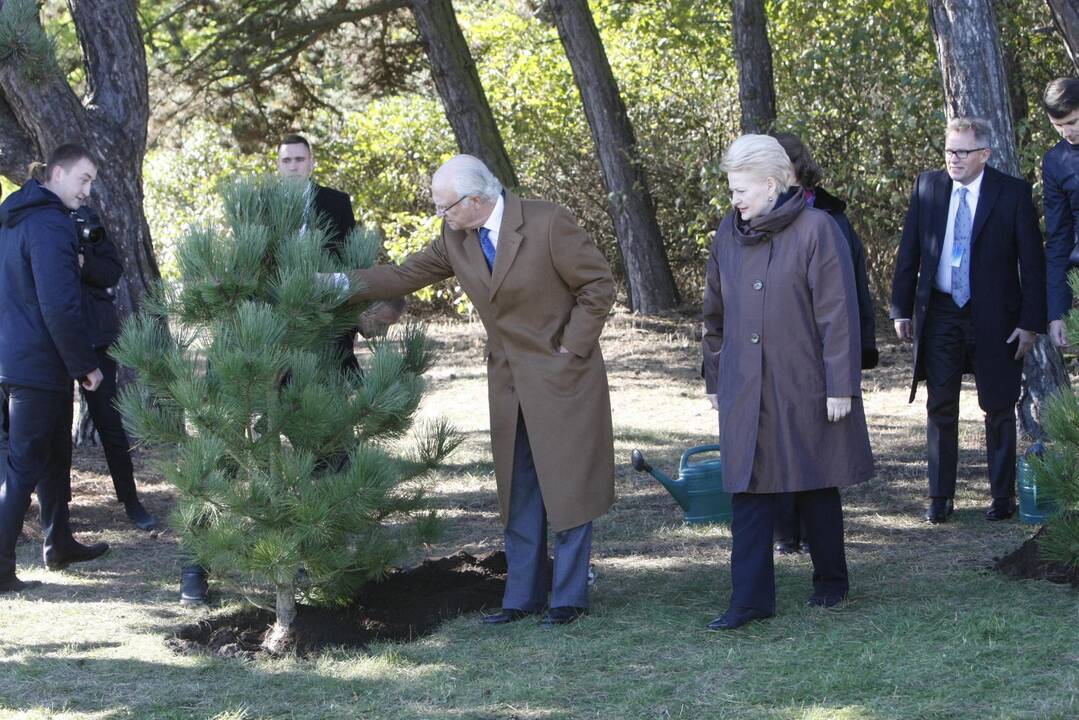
[1029,272,1079,570]
[112,177,459,653]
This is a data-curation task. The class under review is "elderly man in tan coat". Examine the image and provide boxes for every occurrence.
[339,155,615,626]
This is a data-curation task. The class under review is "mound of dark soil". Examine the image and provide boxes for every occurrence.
[169,551,507,658]
[994,527,1079,588]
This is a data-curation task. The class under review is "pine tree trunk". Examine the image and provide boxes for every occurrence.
[1045,0,1079,72]
[546,0,680,313]
[0,0,160,333]
[410,0,519,188]
[731,0,777,134]
[262,581,297,654]
[928,0,1071,441]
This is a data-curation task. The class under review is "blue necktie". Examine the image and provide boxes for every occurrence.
[479,227,496,271]
[951,187,972,307]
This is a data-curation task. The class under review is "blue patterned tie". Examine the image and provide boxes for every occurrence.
[951,187,972,307]
[479,227,496,271]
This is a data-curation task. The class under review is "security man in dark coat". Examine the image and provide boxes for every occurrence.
[74,205,157,531]
[0,144,109,593]
[891,118,1046,524]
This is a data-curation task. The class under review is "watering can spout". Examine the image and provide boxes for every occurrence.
[631,449,691,511]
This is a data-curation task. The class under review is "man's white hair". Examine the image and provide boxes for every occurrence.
[438,154,503,201]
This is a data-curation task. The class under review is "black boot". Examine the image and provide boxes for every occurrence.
[180,565,209,606]
[123,499,158,531]
[44,540,110,570]
[0,574,42,593]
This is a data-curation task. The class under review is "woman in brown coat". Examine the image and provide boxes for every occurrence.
[702,134,874,630]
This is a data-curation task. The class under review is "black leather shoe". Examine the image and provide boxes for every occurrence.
[124,499,159,532]
[773,540,800,554]
[0,575,42,593]
[180,565,209,606]
[482,608,533,625]
[707,607,773,630]
[541,606,587,627]
[807,594,846,608]
[985,497,1017,521]
[45,541,109,570]
[924,498,954,524]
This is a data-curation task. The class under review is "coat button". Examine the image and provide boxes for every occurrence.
[752,280,764,290]
[750,333,760,344]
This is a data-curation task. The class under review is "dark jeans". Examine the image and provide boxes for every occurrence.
[79,348,137,504]
[729,488,848,614]
[924,291,1016,500]
[0,384,76,578]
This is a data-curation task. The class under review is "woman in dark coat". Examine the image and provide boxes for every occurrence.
[770,132,878,554]
[702,134,874,630]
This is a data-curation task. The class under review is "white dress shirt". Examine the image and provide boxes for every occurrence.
[934,171,984,293]
[481,193,505,250]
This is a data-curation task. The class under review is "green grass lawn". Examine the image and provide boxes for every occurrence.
[1,315,1076,720]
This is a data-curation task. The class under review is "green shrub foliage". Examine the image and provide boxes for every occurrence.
[113,177,460,625]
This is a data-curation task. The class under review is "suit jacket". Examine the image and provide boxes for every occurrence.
[345,191,616,531]
[1042,139,1079,321]
[890,166,1046,410]
[310,184,356,258]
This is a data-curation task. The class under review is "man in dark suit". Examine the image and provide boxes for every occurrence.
[891,117,1046,524]
[1041,78,1079,348]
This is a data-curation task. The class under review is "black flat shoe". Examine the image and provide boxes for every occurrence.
[180,565,209,606]
[924,498,954,524]
[707,607,773,631]
[44,541,109,570]
[0,575,42,593]
[773,540,800,555]
[482,608,533,625]
[124,499,159,532]
[985,498,1017,521]
[807,594,846,608]
[541,606,587,627]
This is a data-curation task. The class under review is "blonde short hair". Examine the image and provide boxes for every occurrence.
[946,117,992,146]
[720,134,796,192]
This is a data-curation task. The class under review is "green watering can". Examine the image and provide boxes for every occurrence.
[631,445,732,525]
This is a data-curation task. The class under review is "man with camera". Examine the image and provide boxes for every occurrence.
[0,144,109,593]
[73,205,157,531]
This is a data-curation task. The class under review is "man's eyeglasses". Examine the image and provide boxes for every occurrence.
[434,196,467,217]
[944,147,987,160]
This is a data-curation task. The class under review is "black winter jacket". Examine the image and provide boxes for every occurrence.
[75,206,123,349]
[0,180,98,391]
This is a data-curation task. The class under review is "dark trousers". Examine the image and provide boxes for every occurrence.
[0,384,76,579]
[773,493,805,545]
[729,489,848,614]
[924,291,1016,500]
[79,348,137,504]
[335,331,360,376]
[502,410,592,612]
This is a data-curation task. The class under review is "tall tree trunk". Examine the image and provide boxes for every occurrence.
[1045,0,1079,72]
[731,0,777,134]
[410,0,519,188]
[261,580,297,654]
[0,0,159,324]
[546,0,680,313]
[927,0,1070,441]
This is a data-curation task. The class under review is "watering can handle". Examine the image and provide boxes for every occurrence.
[680,444,723,471]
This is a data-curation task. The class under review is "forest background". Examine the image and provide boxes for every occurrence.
[3,0,1073,317]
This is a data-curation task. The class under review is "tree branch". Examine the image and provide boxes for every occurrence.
[0,88,37,182]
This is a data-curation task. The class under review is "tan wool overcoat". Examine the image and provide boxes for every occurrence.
[702,191,875,494]
[346,191,615,531]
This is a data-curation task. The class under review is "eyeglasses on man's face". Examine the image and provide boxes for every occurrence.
[944,147,987,160]
[434,195,468,217]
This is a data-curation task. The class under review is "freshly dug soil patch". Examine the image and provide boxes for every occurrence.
[169,551,507,658]
[994,528,1079,588]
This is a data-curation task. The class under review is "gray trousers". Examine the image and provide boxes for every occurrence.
[502,410,592,612]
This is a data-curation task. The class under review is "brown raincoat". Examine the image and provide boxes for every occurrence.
[702,191,874,494]
[345,191,615,531]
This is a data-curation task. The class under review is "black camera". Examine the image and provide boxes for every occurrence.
[72,209,106,244]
